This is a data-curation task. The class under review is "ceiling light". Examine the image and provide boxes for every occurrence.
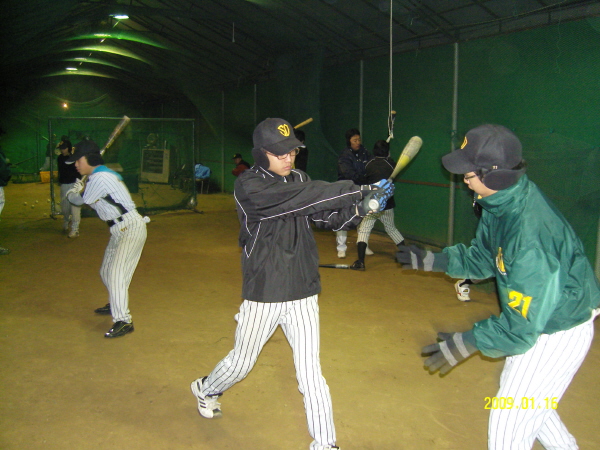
[110,14,129,20]
[66,67,78,71]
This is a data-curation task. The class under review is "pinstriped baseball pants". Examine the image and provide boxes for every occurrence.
[100,218,147,323]
[488,314,597,449]
[357,208,403,244]
[203,296,337,450]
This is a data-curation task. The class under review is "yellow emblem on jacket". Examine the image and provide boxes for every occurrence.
[277,124,291,137]
[496,247,507,275]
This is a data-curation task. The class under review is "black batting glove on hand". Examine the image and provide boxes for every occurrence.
[396,244,435,270]
[422,331,478,375]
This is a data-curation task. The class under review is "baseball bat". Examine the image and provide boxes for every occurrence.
[79,116,131,184]
[294,118,313,129]
[388,136,423,182]
[100,115,131,156]
[319,264,350,269]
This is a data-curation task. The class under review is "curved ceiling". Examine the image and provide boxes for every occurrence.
[1,0,599,99]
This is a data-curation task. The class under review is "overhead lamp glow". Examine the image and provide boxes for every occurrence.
[66,67,78,71]
[111,14,129,20]
[62,103,68,109]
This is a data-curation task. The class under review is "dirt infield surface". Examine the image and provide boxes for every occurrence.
[1,182,599,450]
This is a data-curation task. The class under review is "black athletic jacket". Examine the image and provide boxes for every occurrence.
[235,166,365,303]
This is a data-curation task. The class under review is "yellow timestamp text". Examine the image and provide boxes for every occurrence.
[484,397,558,410]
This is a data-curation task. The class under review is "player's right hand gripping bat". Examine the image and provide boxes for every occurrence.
[388,136,423,182]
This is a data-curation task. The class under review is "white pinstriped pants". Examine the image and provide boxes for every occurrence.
[357,208,403,244]
[203,296,337,450]
[60,183,81,231]
[100,216,147,323]
[489,312,598,449]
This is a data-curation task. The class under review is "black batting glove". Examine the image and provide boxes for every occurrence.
[421,331,478,375]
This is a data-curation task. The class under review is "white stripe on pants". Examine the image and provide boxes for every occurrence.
[203,296,337,450]
[100,217,147,323]
[488,316,596,450]
[60,183,81,230]
[357,208,403,244]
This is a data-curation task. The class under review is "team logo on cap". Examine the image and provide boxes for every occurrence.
[277,124,291,137]
[460,136,468,149]
[496,247,507,276]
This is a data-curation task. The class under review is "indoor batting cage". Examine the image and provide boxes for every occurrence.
[46,117,197,217]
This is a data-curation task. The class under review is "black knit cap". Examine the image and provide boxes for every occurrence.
[251,118,305,170]
[442,124,526,190]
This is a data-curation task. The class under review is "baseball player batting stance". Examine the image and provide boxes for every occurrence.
[190,118,394,450]
[66,140,150,338]
[397,124,600,449]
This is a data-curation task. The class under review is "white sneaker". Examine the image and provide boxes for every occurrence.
[365,247,374,256]
[68,230,79,238]
[191,377,223,419]
[337,250,346,258]
[455,279,471,301]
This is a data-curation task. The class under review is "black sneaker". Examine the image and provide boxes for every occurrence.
[94,303,111,315]
[104,321,134,338]
[349,260,365,271]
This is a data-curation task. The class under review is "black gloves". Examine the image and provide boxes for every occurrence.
[422,331,478,375]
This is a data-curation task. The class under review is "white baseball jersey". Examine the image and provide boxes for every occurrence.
[70,167,148,323]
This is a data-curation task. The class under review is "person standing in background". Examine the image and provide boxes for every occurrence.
[350,140,404,270]
[231,153,250,177]
[0,130,11,255]
[57,138,82,238]
[335,128,371,258]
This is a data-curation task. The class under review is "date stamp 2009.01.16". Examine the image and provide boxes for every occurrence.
[484,397,558,410]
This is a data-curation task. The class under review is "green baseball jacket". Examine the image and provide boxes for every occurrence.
[444,174,600,358]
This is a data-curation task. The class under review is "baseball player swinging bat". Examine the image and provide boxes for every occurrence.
[79,115,131,184]
[388,135,423,181]
[294,118,313,129]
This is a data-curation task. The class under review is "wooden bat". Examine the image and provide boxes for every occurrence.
[79,115,131,184]
[388,136,423,181]
[294,118,313,129]
[100,115,131,156]
[319,264,350,269]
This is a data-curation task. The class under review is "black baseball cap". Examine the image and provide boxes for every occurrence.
[232,153,243,159]
[442,124,526,190]
[66,139,101,163]
[252,118,305,156]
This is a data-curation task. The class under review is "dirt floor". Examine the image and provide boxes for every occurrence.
[1,181,599,450]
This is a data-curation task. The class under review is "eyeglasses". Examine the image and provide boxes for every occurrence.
[463,173,479,181]
[265,148,300,159]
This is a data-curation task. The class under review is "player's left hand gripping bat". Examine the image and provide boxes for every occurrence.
[388,136,423,182]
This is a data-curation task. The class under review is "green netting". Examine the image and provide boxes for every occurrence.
[46,117,196,216]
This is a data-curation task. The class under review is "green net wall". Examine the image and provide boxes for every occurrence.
[47,117,196,216]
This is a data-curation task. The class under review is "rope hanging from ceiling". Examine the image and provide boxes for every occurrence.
[386,0,396,143]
